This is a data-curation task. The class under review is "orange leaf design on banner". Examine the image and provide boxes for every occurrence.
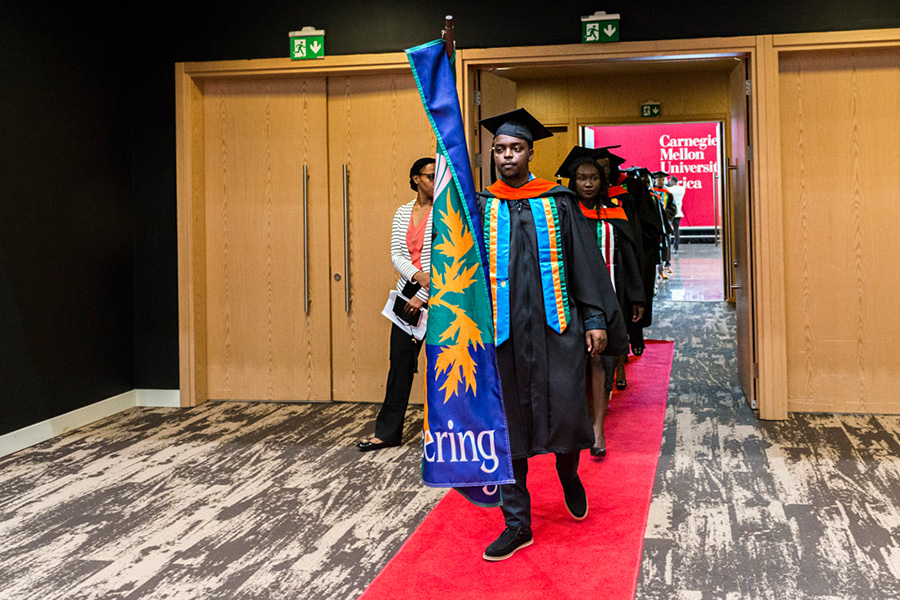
[430,201,483,403]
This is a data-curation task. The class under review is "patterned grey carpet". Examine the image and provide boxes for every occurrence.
[0,402,443,600]
[1,301,899,599]
[637,301,900,600]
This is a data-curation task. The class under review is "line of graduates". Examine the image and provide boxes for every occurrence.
[639,169,678,280]
[472,108,674,562]
[553,145,674,466]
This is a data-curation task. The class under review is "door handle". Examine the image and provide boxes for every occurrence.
[342,164,351,313]
[730,284,743,291]
[303,164,310,315]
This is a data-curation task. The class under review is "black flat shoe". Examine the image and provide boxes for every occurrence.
[483,526,533,561]
[632,344,644,356]
[356,439,400,452]
[590,446,607,458]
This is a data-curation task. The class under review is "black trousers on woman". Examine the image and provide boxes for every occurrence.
[374,324,424,444]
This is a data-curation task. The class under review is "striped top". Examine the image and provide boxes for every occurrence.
[391,199,433,302]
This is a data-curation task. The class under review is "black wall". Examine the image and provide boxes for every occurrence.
[0,3,134,434]
[4,1,900,434]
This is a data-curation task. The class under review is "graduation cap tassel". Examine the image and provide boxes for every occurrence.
[442,15,454,58]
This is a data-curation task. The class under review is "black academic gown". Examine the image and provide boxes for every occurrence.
[589,212,645,312]
[568,178,646,314]
[621,174,664,327]
[477,182,628,460]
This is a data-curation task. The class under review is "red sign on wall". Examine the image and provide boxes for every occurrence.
[585,122,722,228]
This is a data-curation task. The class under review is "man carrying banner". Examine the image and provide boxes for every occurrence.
[477,108,628,561]
[405,39,517,526]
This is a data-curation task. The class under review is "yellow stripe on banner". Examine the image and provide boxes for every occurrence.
[543,203,568,331]
[488,200,500,339]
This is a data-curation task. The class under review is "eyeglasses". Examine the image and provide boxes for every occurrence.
[416,172,435,181]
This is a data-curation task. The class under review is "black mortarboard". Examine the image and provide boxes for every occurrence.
[479,108,553,144]
[554,146,604,178]
[624,166,652,178]
[651,170,669,178]
[595,148,627,168]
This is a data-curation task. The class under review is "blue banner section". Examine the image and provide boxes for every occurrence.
[422,344,511,498]
[406,40,489,282]
[407,40,513,507]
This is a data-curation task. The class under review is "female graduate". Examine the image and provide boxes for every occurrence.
[593,154,661,388]
[558,148,645,458]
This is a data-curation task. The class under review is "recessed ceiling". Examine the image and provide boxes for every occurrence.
[491,57,742,81]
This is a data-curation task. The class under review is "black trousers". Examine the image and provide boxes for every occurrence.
[627,319,645,349]
[500,452,581,529]
[374,324,424,443]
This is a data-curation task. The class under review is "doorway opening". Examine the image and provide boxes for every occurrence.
[471,53,756,406]
[583,121,727,302]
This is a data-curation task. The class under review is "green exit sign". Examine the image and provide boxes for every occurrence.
[641,102,662,118]
[582,11,620,43]
[289,27,325,60]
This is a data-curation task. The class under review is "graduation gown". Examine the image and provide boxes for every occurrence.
[652,186,676,236]
[620,174,664,327]
[652,186,676,263]
[607,183,644,271]
[577,200,645,313]
[478,179,628,459]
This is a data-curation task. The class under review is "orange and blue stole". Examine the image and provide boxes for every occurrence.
[484,179,570,344]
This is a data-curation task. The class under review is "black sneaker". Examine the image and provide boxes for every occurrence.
[483,526,533,561]
[561,476,588,520]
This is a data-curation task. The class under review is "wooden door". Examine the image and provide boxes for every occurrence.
[729,60,756,408]
[203,77,332,401]
[531,126,571,182]
[478,71,517,188]
[327,74,435,404]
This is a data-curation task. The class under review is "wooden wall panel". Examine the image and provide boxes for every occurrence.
[478,71,517,188]
[531,127,573,183]
[779,47,900,413]
[517,69,732,127]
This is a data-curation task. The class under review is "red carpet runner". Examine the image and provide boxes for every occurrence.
[360,340,674,600]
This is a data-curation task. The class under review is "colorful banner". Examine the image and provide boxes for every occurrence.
[406,40,513,506]
[585,122,722,228]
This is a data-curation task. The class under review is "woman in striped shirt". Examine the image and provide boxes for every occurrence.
[357,157,435,451]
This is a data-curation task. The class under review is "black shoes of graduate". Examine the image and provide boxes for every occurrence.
[483,479,587,561]
[356,439,401,452]
[483,526,534,561]
[561,475,589,520]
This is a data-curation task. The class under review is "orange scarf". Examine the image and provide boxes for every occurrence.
[486,178,558,201]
